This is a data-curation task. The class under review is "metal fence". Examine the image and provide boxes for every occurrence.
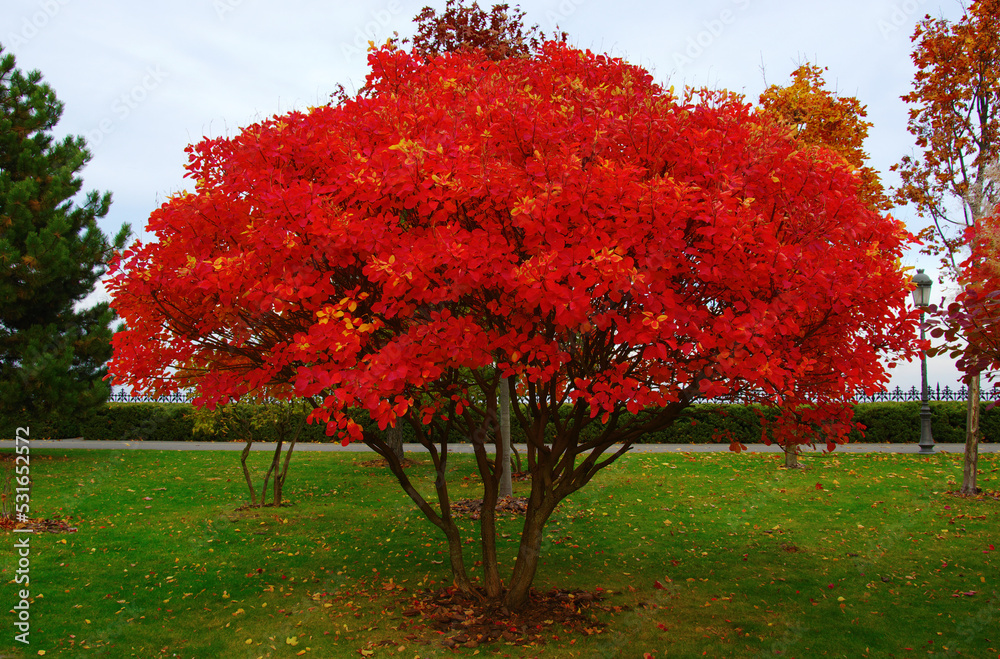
[718,385,1000,405]
[854,385,1000,403]
[108,390,193,404]
[108,385,1000,405]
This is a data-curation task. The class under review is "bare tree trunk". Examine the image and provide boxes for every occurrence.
[260,440,282,507]
[385,425,404,463]
[364,432,476,594]
[961,374,981,495]
[273,410,306,507]
[510,443,522,474]
[499,376,512,498]
[240,439,257,507]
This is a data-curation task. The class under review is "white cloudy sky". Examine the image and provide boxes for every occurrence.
[1,0,974,393]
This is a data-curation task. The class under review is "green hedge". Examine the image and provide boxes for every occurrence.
[3,401,996,443]
[848,401,999,444]
[0,403,195,441]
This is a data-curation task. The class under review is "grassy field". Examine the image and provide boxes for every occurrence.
[1,447,998,658]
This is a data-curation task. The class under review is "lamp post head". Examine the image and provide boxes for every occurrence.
[912,269,933,307]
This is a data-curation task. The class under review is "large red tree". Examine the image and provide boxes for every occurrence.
[758,62,892,468]
[108,43,918,610]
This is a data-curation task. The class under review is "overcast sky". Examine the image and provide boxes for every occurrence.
[1,0,975,394]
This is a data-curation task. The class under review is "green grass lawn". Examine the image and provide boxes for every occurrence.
[1,448,998,658]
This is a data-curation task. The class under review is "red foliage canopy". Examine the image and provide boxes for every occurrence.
[108,44,918,447]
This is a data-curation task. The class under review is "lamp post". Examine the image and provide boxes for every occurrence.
[912,269,934,453]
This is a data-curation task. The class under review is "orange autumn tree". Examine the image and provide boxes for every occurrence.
[760,63,888,211]
[758,64,893,467]
[108,44,919,610]
[894,0,1000,495]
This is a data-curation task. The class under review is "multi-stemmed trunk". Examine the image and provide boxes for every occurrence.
[365,377,695,612]
[259,404,307,507]
[364,417,477,594]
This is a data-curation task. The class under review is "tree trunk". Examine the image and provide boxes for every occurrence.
[240,439,257,507]
[273,408,306,507]
[784,446,801,469]
[961,374,981,495]
[510,443,522,474]
[442,518,473,591]
[504,487,557,611]
[386,425,404,463]
[499,376,512,498]
[471,437,502,599]
[260,440,282,507]
[363,434,475,594]
[478,485,502,598]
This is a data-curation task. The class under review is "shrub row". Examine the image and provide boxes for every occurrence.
[2,401,995,444]
[1,404,195,442]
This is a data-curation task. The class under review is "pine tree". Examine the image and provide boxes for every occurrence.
[0,45,129,431]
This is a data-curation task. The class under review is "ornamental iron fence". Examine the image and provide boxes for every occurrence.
[108,390,192,404]
[854,385,1000,403]
[108,385,1000,405]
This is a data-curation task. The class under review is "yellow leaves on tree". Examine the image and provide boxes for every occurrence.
[759,64,888,211]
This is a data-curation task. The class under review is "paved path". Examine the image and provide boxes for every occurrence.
[0,439,996,454]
